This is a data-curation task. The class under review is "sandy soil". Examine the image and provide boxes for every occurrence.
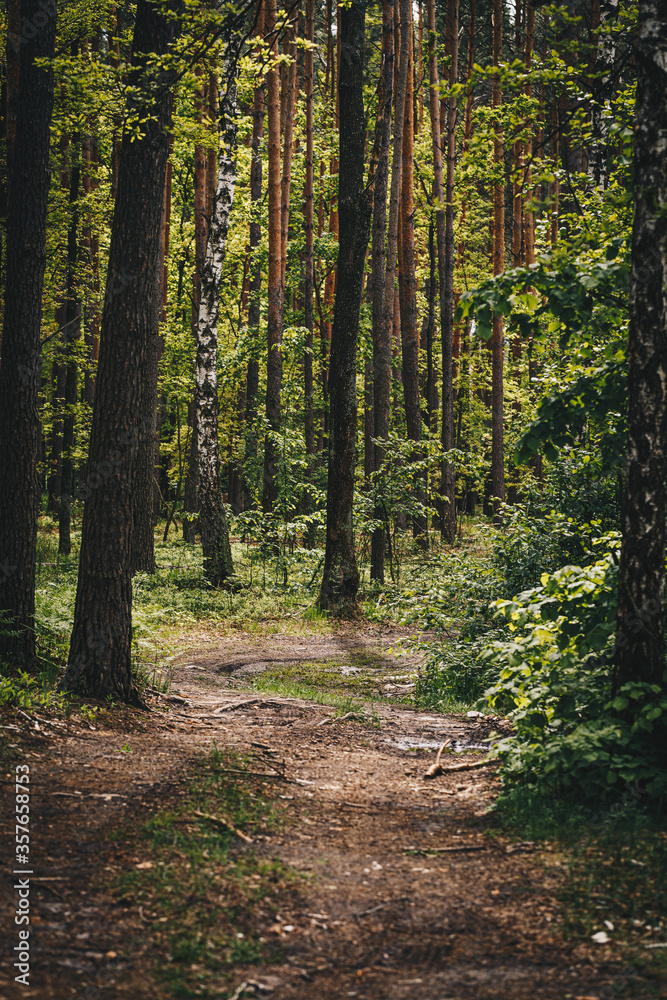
[0,628,633,999]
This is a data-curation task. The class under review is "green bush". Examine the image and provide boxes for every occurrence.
[493,503,615,597]
[482,550,667,806]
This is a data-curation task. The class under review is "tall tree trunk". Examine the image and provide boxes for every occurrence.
[321,17,339,454]
[512,0,523,272]
[303,0,316,459]
[383,0,409,381]
[197,57,237,587]
[131,144,173,573]
[427,0,454,540]
[183,73,210,541]
[243,0,265,509]
[424,218,438,428]
[130,296,162,574]
[59,136,82,556]
[524,2,535,267]
[398,0,427,548]
[280,1,300,288]
[63,0,178,702]
[441,0,459,541]
[613,0,667,694]
[589,0,620,189]
[82,126,100,411]
[374,0,409,568]
[370,0,394,583]
[491,0,505,510]
[0,0,56,663]
[47,342,65,513]
[47,133,71,517]
[154,158,172,519]
[262,0,284,514]
[318,0,371,613]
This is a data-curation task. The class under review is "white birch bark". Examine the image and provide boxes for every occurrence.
[196,54,238,585]
[589,0,620,188]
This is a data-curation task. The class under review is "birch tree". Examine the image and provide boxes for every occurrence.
[195,56,238,587]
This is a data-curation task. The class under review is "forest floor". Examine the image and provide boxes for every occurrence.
[0,624,663,1000]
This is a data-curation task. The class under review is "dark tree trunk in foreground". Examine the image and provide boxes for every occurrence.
[63,0,178,702]
[318,0,371,613]
[613,0,667,694]
[370,0,394,583]
[130,302,161,574]
[196,58,237,587]
[0,0,56,663]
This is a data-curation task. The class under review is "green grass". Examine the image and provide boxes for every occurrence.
[250,665,383,724]
[110,745,300,997]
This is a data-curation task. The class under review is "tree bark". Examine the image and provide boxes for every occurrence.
[318,0,371,614]
[491,0,505,510]
[383,0,409,390]
[63,0,178,702]
[196,57,237,587]
[398,0,427,548]
[280,1,300,288]
[613,0,667,693]
[262,0,284,514]
[82,125,100,411]
[59,136,82,556]
[303,0,316,458]
[183,72,210,541]
[524,2,535,267]
[0,0,56,663]
[321,18,339,454]
[370,0,394,583]
[243,0,265,509]
[432,0,458,541]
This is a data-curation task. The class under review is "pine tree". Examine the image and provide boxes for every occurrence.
[0,0,57,663]
[63,0,179,702]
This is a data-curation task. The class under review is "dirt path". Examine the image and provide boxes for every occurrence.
[1,629,625,999]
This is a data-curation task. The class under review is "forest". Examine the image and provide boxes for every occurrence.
[0,0,666,995]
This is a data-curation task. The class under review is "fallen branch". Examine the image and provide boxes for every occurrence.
[438,758,497,773]
[404,844,487,854]
[193,809,253,843]
[318,711,366,725]
[213,767,286,781]
[354,896,412,920]
[212,699,290,714]
[425,738,497,778]
[424,740,452,778]
[213,699,261,713]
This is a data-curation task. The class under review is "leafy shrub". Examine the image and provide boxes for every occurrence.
[482,550,667,805]
[409,540,508,708]
[0,668,63,709]
[493,503,616,597]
